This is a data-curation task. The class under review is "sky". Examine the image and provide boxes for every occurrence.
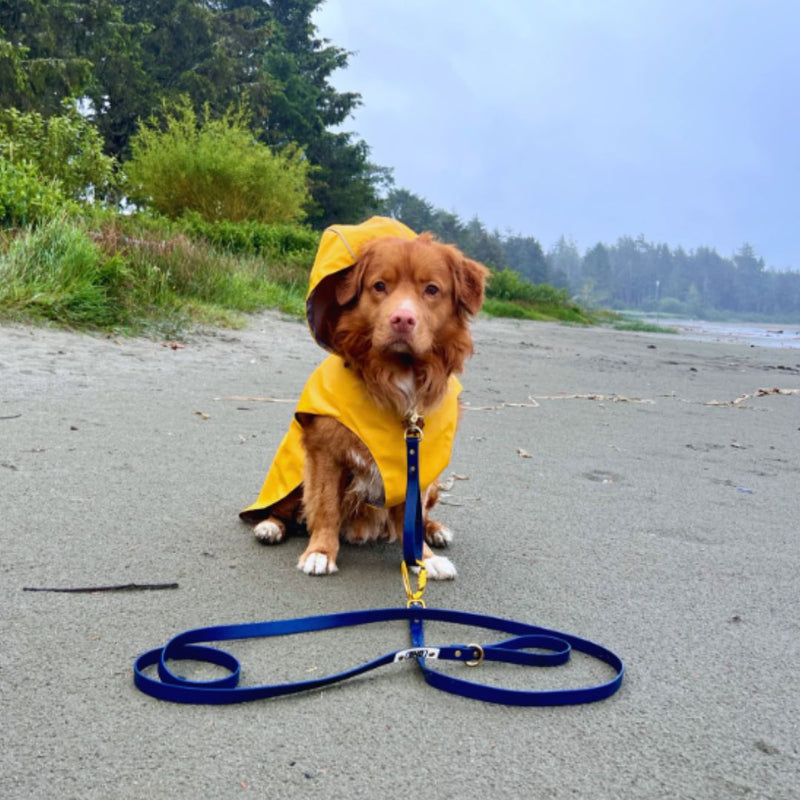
[312,0,800,270]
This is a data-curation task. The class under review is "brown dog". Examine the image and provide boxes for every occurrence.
[246,230,488,577]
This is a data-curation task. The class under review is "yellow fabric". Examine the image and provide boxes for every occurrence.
[305,216,417,352]
[240,355,462,517]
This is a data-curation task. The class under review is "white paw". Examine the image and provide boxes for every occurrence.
[253,520,285,544]
[427,524,453,548]
[424,555,457,580]
[298,552,339,576]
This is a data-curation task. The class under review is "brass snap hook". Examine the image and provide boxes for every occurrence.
[401,560,427,606]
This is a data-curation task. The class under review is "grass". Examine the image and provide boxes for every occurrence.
[0,212,598,335]
[482,297,594,324]
[0,214,313,335]
[612,319,678,334]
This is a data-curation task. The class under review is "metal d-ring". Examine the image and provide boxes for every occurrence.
[465,643,484,667]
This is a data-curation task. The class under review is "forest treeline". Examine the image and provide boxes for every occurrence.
[2,0,798,321]
[384,188,800,320]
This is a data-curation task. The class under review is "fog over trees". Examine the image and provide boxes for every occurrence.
[383,189,800,320]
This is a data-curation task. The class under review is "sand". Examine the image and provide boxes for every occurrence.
[2,313,799,799]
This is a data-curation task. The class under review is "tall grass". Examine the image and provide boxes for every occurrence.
[0,215,313,332]
[0,218,132,326]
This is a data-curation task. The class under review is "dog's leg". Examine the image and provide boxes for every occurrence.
[390,505,456,581]
[422,481,454,548]
[297,420,345,576]
[421,541,457,580]
[252,492,302,545]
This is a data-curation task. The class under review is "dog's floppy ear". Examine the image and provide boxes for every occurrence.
[334,249,373,306]
[452,251,490,316]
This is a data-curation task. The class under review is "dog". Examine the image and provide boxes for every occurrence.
[241,223,488,578]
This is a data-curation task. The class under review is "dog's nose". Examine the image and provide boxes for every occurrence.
[390,307,417,334]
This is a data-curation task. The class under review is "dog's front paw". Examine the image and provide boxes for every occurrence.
[425,522,453,548]
[424,555,457,580]
[298,551,339,576]
[253,519,286,544]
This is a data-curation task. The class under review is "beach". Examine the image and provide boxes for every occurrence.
[2,312,799,799]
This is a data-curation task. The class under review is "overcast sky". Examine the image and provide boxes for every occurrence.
[313,0,799,270]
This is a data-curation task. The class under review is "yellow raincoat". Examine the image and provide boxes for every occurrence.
[240,217,462,520]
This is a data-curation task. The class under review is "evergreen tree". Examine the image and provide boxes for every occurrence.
[504,234,548,284]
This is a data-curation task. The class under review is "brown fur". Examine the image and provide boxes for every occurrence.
[258,233,488,576]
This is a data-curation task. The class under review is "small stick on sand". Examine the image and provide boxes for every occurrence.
[23,582,179,593]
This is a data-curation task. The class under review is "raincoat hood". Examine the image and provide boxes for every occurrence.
[305,216,417,352]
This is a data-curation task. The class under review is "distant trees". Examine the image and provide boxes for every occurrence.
[504,234,549,284]
[545,237,581,287]
[382,188,800,318]
[574,238,799,318]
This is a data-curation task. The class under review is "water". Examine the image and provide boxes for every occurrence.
[646,319,800,349]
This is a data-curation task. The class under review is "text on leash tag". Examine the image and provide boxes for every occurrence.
[393,647,440,663]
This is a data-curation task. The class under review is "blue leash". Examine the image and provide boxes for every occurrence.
[133,419,624,706]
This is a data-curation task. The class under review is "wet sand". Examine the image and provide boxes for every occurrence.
[2,313,799,799]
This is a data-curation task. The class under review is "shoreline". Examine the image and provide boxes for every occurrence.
[643,316,800,348]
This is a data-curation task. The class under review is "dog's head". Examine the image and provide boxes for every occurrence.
[331,233,489,377]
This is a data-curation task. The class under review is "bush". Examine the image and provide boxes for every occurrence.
[0,103,116,200]
[487,268,573,306]
[126,99,310,223]
[180,215,318,259]
[0,158,75,227]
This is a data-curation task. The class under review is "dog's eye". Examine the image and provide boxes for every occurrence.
[424,284,440,296]
[373,281,387,293]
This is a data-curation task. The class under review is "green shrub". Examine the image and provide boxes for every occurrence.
[613,320,678,334]
[0,103,116,200]
[0,158,75,227]
[482,268,591,323]
[487,268,572,306]
[482,298,543,319]
[126,99,310,223]
[180,215,318,258]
